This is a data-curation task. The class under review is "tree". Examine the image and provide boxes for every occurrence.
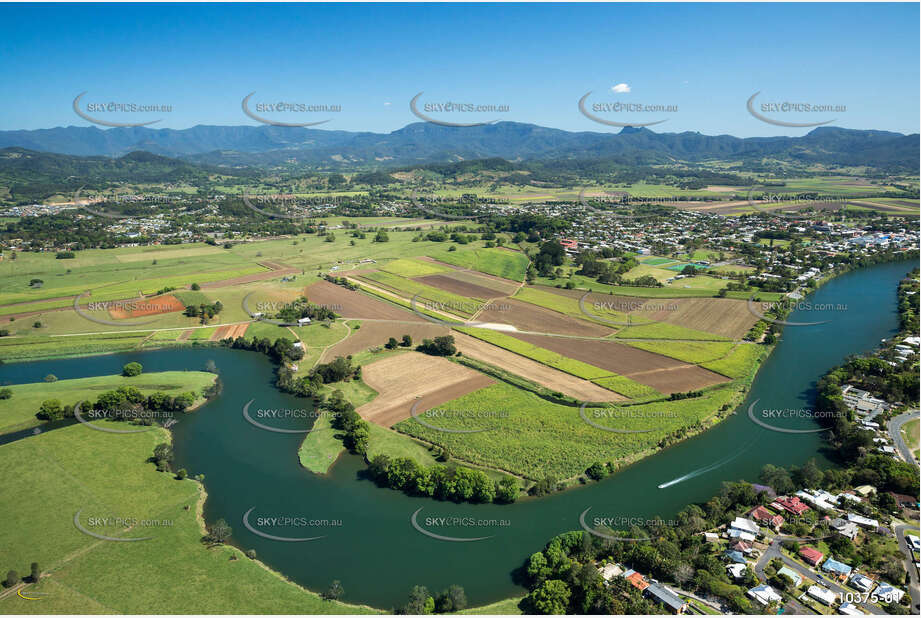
[435,585,467,612]
[37,399,63,420]
[528,579,570,614]
[401,334,412,347]
[4,570,20,588]
[323,580,344,601]
[374,230,390,242]
[176,468,188,480]
[122,362,143,377]
[190,282,201,290]
[385,337,399,350]
[29,562,40,583]
[400,585,433,614]
[0,387,12,400]
[44,374,57,382]
[204,518,232,545]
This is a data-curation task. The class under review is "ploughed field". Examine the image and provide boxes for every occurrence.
[509,332,730,394]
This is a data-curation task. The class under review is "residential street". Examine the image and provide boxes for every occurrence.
[894,524,920,613]
[888,410,920,467]
[754,538,885,615]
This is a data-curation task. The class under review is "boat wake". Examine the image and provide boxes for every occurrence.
[657,440,756,489]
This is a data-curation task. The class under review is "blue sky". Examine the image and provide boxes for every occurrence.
[0,2,917,136]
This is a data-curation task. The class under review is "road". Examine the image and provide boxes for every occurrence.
[894,524,920,613]
[754,538,885,615]
[888,410,919,467]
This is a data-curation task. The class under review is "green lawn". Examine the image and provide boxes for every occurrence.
[379,257,453,278]
[0,422,375,614]
[0,371,217,435]
[613,321,729,341]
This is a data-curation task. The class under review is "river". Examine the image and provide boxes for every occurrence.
[0,259,912,608]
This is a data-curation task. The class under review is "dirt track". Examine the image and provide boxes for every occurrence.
[357,352,494,427]
[452,332,625,402]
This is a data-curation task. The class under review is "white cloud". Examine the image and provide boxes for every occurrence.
[383,101,392,106]
[611,83,631,93]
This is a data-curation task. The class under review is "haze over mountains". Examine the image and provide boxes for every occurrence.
[0,122,916,170]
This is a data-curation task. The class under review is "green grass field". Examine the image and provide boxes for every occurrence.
[613,321,729,341]
[0,371,217,435]
[378,257,453,278]
[700,344,767,379]
[434,247,529,281]
[623,340,735,364]
[0,422,374,614]
[394,380,735,480]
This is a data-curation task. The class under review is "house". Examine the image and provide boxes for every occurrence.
[772,496,810,516]
[727,563,747,581]
[644,583,688,614]
[729,540,752,554]
[599,563,623,581]
[829,518,860,540]
[889,492,918,509]
[853,485,876,497]
[799,546,824,566]
[749,505,784,530]
[730,516,760,536]
[702,532,719,543]
[777,566,802,587]
[807,585,837,606]
[296,317,311,326]
[874,583,905,604]
[822,557,853,580]
[849,573,875,593]
[624,570,649,591]
[906,534,921,552]
[747,584,782,606]
[727,528,756,542]
[724,550,746,564]
[838,602,866,615]
[846,513,879,529]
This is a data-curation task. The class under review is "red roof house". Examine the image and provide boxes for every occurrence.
[771,496,810,516]
[799,546,824,566]
[750,505,784,530]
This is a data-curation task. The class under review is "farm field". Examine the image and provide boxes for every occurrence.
[356,352,494,427]
[451,331,625,402]
[700,343,768,379]
[455,327,657,398]
[431,247,529,281]
[509,332,730,394]
[353,270,483,318]
[0,422,370,614]
[0,370,217,435]
[478,297,611,337]
[304,280,427,321]
[393,380,738,480]
[318,321,447,362]
[415,273,509,299]
[622,340,736,364]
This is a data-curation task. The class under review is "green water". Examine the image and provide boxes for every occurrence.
[0,259,912,609]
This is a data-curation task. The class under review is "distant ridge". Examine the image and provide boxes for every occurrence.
[0,122,915,170]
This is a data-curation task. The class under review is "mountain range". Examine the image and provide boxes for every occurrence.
[0,123,916,171]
